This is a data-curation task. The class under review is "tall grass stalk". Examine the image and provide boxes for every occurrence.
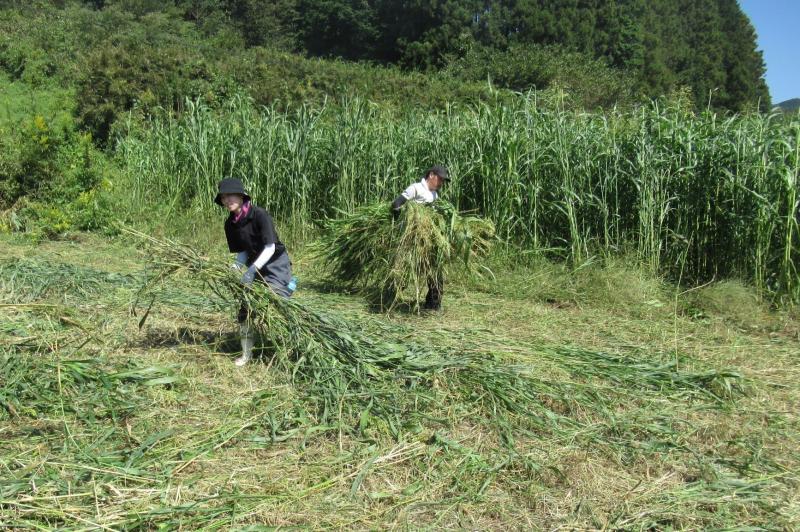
[118,96,800,302]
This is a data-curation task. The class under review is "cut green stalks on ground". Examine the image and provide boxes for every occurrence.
[132,228,744,434]
[2,233,797,529]
[124,230,795,522]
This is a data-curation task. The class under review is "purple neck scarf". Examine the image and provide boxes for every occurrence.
[233,200,251,223]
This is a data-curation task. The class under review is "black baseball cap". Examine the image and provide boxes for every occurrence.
[424,165,450,181]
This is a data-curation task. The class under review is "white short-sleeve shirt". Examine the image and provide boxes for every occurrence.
[400,179,437,204]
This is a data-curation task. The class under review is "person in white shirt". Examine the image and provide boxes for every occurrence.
[391,165,449,210]
[390,165,450,310]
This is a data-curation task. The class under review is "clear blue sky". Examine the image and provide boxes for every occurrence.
[739,0,799,103]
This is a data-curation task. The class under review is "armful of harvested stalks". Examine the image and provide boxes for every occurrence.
[390,195,407,213]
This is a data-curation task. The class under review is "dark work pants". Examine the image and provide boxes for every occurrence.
[424,277,443,310]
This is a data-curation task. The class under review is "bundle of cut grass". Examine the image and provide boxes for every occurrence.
[317,200,495,310]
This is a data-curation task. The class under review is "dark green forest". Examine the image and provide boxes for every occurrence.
[260,0,770,112]
[163,0,771,112]
[2,0,770,126]
[177,0,770,111]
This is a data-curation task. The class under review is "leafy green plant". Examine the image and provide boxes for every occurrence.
[75,41,214,146]
[0,110,114,237]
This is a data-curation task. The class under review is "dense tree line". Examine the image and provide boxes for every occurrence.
[7,0,769,111]
[150,0,768,111]
[1,1,638,146]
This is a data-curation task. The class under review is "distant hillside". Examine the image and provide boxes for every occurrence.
[2,0,766,113]
[202,0,771,112]
[776,99,800,112]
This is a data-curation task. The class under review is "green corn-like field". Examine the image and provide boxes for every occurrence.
[119,96,800,303]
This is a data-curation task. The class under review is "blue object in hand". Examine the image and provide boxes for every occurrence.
[241,265,257,286]
[287,276,297,294]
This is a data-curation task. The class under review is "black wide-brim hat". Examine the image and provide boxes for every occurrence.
[214,178,251,206]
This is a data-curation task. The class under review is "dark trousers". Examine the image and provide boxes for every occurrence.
[424,278,443,310]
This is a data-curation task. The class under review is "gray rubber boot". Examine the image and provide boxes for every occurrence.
[235,323,254,367]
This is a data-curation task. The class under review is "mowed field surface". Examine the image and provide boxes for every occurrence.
[1,232,798,529]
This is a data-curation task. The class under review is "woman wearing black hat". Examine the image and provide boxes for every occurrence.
[215,177,293,366]
[390,165,450,310]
